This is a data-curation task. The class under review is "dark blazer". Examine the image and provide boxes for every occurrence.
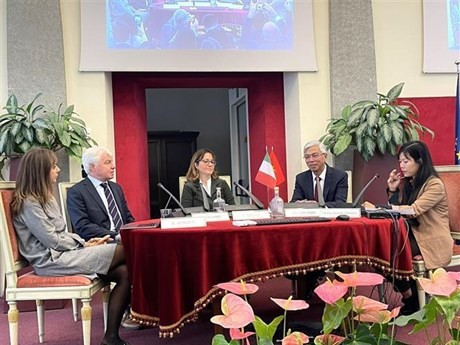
[181,178,235,208]
[290,165,348,207]
[67,177,135,240]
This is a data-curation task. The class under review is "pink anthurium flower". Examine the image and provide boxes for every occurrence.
[314,334,346,345]
[271,296,309,311]
[355,306,401,324]
[216,281,259,295]
[352,295,388,314]
[335,271,384,288]
[229,327,255,345]
[314,278,348,305]
[447,271,460,282]
[210,293,255,329]
[281,331,310,345]
[418,268,458,297]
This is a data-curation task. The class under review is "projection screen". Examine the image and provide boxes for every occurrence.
[80,0,317,72]
[423,0,460,73]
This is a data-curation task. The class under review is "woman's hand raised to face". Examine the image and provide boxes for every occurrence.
[387,169,403,191]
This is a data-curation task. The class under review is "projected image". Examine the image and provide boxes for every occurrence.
[448,0,460,49]
[107,0,293,50]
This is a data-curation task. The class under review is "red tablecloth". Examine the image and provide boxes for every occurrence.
[120,217,413,337]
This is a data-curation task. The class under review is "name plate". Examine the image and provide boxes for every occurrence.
[231,210,271,221]
[284,208,361,218]
[191,212,230,222]
[161,217,207,229]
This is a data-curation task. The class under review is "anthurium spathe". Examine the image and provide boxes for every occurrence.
[270,296,309,338]
[216,281,259,296]
[270,296,309,311]
[281,331,310,345]
[418,268,458,297]
[313,278,348,305]
[352,295,388,314]
[355,307,401,324]
[335,271,384,288]
[229,328,254,345]
[210,293,255,329]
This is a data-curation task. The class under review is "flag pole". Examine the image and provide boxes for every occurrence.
[455,60,460,165]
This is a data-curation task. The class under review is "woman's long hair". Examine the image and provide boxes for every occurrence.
[11,148,57,217]
[398,141,438,205]
[185,148,219,182]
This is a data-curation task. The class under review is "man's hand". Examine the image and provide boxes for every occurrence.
[84,235,111,247]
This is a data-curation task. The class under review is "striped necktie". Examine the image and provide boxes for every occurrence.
[101,183,123,231]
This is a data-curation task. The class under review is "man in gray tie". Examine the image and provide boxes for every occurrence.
[67,146,140,330]
[291,140,348,206]
[289,140,349,300]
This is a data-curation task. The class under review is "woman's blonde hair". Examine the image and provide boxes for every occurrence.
[11,148,57,217]
[185,148,219,182]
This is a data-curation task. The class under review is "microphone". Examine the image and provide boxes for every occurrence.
[157,183,191,216]
[233,181,264,209]
[351,174,380,208]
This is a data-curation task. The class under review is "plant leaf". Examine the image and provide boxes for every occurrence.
[387,83,404,102]
[333,134,352,156]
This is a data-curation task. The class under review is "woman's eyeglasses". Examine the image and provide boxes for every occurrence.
[199,159,216,165]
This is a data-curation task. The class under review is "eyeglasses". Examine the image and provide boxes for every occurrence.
[303,152,324,160]
[199,159,216,165]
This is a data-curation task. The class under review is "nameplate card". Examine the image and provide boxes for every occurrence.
[284,208,361,219]
[161,217,207,229]
[191,212,230,222]
[231,210,271,221]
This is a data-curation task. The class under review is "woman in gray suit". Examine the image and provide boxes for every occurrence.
[11,148,130,345]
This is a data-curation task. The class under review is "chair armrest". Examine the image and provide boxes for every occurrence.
[451,231,460,241]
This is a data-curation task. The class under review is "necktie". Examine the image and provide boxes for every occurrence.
[315,176,325,207]
[101,183,123,231]
[200,183,210,211]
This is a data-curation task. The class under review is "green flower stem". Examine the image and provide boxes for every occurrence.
[350,289,356,337]
[377,323,382,345]
[243,294,259,345]
[283,309,287,339]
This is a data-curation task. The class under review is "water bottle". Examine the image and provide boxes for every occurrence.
[212,187,226,212]
[269,186,284,219]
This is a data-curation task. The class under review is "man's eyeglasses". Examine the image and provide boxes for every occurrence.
[199,159,216,165]
[303,152,324,160]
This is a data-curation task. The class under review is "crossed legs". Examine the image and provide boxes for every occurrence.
[99,244,131,345]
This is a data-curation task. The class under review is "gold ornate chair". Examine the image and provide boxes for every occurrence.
[412,166,460,308]
[0,182,110,345]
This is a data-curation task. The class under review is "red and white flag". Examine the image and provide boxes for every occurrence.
[269,149,285,186]
[255,152,277,188]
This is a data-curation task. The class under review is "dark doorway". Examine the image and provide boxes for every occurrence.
[112,72,287,220]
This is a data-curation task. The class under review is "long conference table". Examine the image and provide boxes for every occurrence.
[120,217,414,338]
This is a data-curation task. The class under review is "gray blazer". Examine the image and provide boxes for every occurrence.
[13,198,115,276]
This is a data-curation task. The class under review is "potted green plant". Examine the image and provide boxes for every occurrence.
[320,83,434,161]
[0,93,97,179]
